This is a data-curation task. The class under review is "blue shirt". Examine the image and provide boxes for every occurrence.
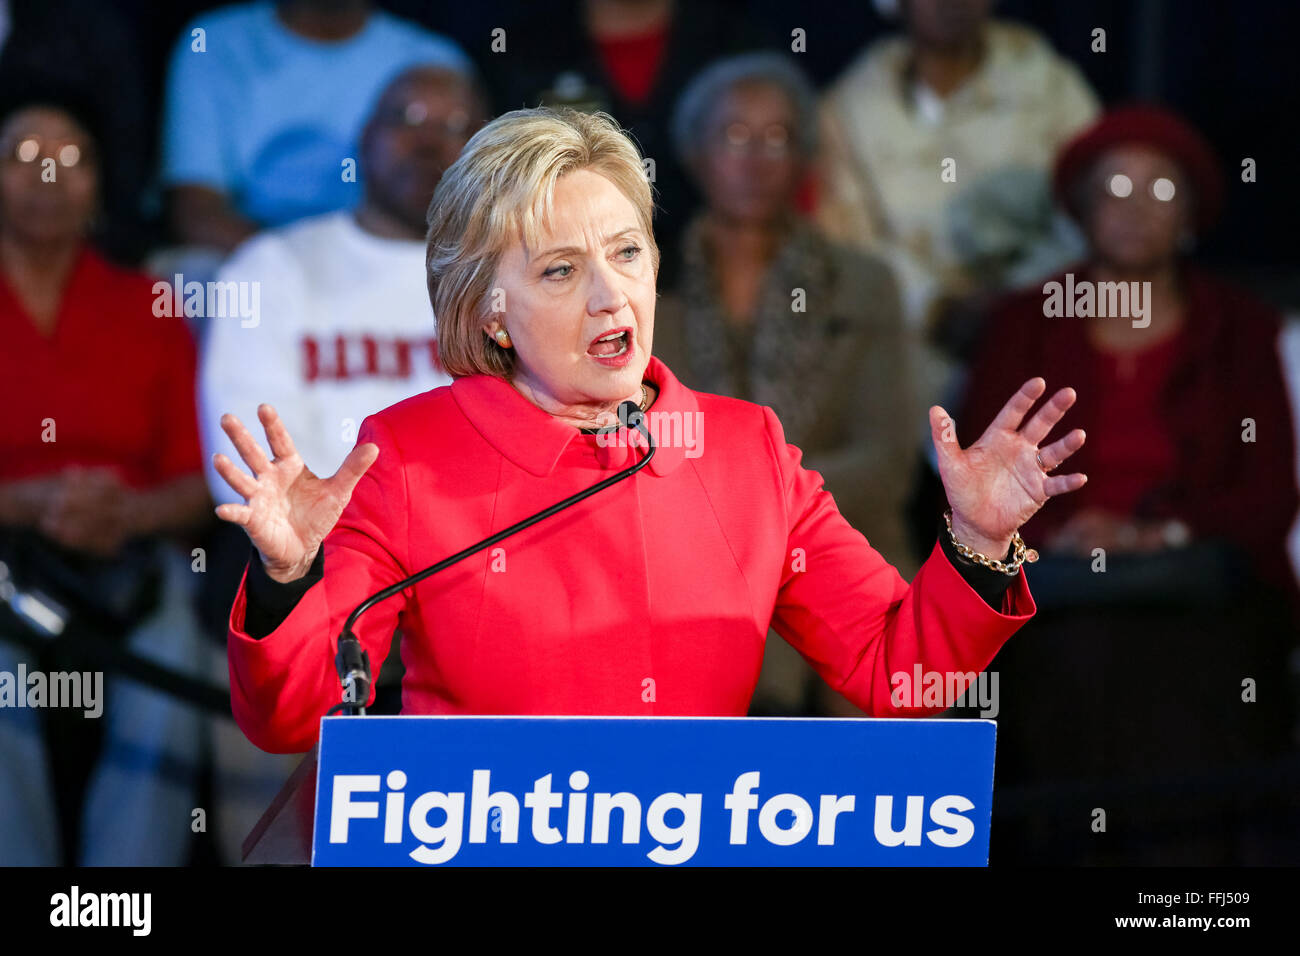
[161,1,472,227]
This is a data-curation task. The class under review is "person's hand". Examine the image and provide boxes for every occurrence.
[212,404,379,583]
[1045,508,1171,556]
[930,377,1087,558]
[39,466,138,557]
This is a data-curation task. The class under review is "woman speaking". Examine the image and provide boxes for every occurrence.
[214,108,1086,754]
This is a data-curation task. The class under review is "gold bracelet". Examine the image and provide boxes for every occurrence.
[943,509,1039,576]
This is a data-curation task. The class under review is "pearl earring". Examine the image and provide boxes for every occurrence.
[494,329,512,348]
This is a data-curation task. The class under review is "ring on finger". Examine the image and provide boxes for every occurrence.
[1037,450,1055,473]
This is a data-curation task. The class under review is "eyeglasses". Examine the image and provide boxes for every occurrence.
[377,103,472,138]
[1100,172,1179,202]
[2,136,95,168]
[712,122,795,158]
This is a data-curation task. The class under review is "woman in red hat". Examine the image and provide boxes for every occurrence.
[953,105,1298,861]
[960,105,1296,594]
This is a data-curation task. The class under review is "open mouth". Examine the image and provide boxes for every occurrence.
[587,328,632,359]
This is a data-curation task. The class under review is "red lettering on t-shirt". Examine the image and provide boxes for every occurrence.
[362,335,379,376]
[394,338,412,378]
[299,334,439,382]
[302,336,320,383]
[333,335,350,381]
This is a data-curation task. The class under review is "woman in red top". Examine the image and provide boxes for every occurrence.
[959,106,1298,598]
[953,107,1298,862]
[0,85,212,865]
[0,92,209,542]
[214,107,1088,755]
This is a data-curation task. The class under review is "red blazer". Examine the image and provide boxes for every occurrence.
[227,356,1036,753]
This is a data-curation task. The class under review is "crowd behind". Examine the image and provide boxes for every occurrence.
[1,0,1297,867]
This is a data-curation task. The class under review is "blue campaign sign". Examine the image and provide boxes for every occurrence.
[312,715,996,866]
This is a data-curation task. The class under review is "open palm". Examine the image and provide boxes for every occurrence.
[929,378,1087,552]
[213,403,379,582]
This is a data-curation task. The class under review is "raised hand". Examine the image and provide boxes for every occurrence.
[929,377,1087,558]
[212,404,379,583]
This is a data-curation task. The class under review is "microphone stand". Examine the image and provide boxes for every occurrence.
[329,400,656,715]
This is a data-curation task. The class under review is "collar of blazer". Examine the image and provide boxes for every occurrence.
[449,354,699,479]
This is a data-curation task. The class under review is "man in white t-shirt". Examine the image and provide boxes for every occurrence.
[197,64,483,863]
[201,64,485,506]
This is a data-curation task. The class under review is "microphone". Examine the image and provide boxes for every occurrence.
[331,399,655,715]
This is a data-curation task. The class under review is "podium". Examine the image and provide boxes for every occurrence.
[243,715,997,866]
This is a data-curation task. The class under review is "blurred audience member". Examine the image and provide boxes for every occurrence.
[817,0,1100,416]
[963,106,1296,598]
[655,52,914,717]
[200,64,481,506]
[487,0,766,286]
[956,106,1297,863]
[0,89,213,865]
[0,3,152,260]
[160,0,471,255]
[197,65,482,861]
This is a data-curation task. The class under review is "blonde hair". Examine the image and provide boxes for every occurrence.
[426,106,659,378]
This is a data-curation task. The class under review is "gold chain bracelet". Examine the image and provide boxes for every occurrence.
[943,509,1039,576]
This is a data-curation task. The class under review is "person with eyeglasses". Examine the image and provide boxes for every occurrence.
[201,65,485,519]
[960,106,1297,588]
[0,84,213,865]
[653,53,917,717]
[949,106,1298,861]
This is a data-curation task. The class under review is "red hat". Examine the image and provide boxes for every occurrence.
[1053,105,1224,233]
